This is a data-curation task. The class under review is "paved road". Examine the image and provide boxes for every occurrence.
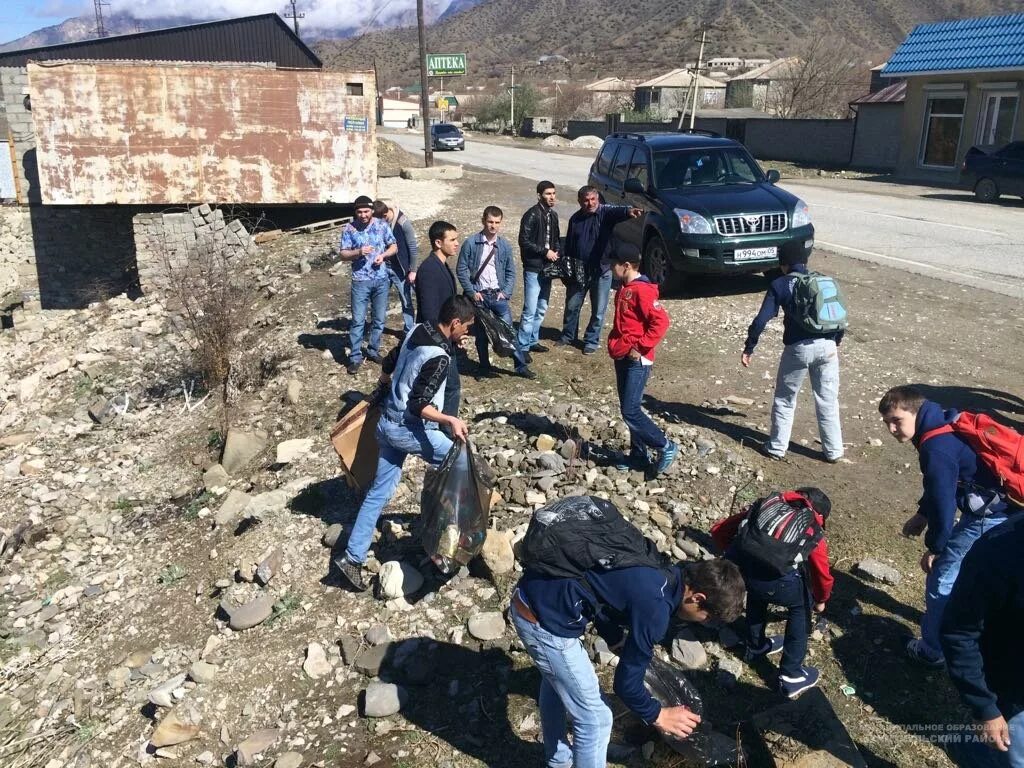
[387,131,1024,298]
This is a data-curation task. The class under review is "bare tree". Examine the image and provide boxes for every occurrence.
[151,206,262,415]
[765,34,870,119]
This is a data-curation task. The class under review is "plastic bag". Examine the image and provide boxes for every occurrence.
[644,655,710,757]
[420,440,495,573]
[474,304,518,358]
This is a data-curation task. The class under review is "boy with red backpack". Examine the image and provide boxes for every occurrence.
[878,385,1017,668]
[711,487,833,699]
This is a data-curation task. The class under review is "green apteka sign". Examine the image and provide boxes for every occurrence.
[427,53,467,77]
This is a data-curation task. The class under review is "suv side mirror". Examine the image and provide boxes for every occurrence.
[624,178,646,195]
[766,169,781,184]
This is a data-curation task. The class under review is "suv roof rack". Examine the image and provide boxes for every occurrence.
[607,129,723,141]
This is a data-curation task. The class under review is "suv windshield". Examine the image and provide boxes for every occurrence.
[433,125,460,135]
[653,147,763,188]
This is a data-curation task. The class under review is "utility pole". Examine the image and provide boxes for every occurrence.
[689,24,708,130]
[416,0,433,167]
[93,0,109,38]
[509,65,515,135]
[284,0,305,37]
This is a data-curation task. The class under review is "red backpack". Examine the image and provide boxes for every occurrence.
[919,412,1024,505]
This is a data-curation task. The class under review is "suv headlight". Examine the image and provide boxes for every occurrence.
[792,199,812,228]
[674,208,713,235]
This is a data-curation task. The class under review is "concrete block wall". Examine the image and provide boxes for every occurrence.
[0,67,38,205]
[134,205,253,295]
[743,119,855,167]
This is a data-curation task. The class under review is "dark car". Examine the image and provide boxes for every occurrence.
[961,141,1024,203]
[588,132,814,290]
[431,123,465,151]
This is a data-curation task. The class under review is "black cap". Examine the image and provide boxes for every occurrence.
[613,242,642,265]
[353,195,374,210]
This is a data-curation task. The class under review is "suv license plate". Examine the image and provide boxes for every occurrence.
[735,246,778,261]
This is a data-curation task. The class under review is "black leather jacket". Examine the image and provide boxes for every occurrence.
[518,203,561,273]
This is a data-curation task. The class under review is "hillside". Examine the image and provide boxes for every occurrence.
[316,0,1022,87]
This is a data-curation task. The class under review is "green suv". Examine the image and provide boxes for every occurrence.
[588,132,814,289]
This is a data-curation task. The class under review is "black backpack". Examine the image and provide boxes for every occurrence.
[519,495,672,580]
[730,492,823,577]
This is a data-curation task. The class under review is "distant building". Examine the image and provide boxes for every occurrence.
[538,54,569,65]
[633,69,726,118]
[849,80,906,170]
[725,58,800,112]
[880,12,1024,182]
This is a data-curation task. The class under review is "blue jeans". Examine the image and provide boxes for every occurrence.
[387,267,415,334]
[511,603,613,768]
[473,292,528,370]
[614,357,668,455]
[561,269,613,351]
[744,569,811,679]
[349,278,390,363]
[344,415,462,564]
[518,270,551,354]
[949,710,1024,768]
[919,510,1009,660]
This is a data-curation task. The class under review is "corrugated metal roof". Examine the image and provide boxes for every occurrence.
[0,14,321,69]
[728,57,800,81]
[881,13,1024,76]
[637,68,724,89]
[850,80,907,105]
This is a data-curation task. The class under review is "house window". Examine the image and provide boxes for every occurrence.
[920,96,965,167]
[346,83,364,96]
[651,90,660,104]
[978,92,1018,146]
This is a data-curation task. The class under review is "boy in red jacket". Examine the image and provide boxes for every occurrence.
[607,244,675,477]
[711,487,833,699]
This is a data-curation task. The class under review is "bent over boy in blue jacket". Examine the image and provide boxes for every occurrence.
[879,385,1013,668]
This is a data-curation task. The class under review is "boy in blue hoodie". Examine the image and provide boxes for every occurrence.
[878,385,1012,668]
[512,527,745,768]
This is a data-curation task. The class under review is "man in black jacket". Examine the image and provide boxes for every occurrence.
[415,221,461,417]
[516,181,561,358]
[941,510,1023,767]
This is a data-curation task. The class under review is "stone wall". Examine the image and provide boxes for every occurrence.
[0,205,33,310]
[133,205,254,295]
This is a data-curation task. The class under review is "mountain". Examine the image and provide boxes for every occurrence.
[315,0,1024,87]
[0,14,195,52]
[0,1,488,53]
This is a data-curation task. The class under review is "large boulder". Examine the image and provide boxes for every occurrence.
[221,428,268,475]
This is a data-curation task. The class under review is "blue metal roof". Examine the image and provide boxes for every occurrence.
[881,13,1024,76]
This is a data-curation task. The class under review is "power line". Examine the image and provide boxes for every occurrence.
[283,0,304,38]
[93,0,109,38]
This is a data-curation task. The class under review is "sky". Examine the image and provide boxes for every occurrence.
[1,0,449,42]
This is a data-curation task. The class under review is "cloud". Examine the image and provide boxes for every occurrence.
[122,0,450,33]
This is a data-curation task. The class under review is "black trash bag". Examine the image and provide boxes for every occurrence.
[541,255,585,286]
[474,304,518,358]
[420,440,495,573]
[644,655,711,757]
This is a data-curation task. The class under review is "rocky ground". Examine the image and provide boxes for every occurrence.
[1,156,1022,768]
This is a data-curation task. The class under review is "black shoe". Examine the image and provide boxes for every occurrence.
[515,367,537,379]
[475,366,499,381]
[531,344,549,353]
[333,556,367,592]
[554,339,571,347]
[583,347,598,355]
[365,353,384,365]
[523,352,533,364]
[346,361,362,375]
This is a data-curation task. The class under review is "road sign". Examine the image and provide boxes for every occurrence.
[436,97,449,110]
[427,53,467,77]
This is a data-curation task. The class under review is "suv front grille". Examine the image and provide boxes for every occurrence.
[714,213,787,236]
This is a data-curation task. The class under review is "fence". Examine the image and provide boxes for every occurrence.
[567,115,858,167]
